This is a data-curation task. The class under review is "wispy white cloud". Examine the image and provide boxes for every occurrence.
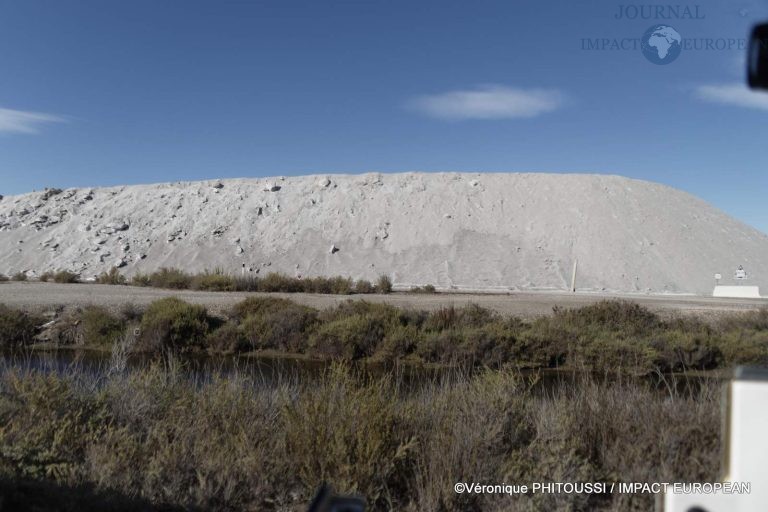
[693,83,768,112]
[0,106,65,134]
[408,85,564,120]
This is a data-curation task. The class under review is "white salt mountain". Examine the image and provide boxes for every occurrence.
[0,172,766,295]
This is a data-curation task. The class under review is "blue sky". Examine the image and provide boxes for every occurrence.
[2,0,768,232]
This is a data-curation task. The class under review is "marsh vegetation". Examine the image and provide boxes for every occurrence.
[0,297,756,510]
[0,359,720,511]
[3,299,767,375]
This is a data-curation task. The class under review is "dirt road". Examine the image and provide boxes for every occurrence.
[1,282,765,317]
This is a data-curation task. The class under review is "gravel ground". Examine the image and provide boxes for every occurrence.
[1,282,766,318]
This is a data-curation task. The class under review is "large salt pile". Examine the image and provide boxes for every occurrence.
[1,172,766,295]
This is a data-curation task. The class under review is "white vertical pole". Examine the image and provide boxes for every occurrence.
[570,258,578,293]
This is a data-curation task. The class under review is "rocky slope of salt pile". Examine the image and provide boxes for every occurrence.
[1,172,766,295]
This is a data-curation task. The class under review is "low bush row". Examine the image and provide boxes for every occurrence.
[129,267,395,295]
[39,270,80,283]
[0,270,78,283]
[3,267,420,295]
[2,298,768,374]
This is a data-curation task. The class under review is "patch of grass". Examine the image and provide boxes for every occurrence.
[130,272,151,287]
[231,272,376,294]
[123,268,377,295]
[96,267,127,285]
[424,304,496,331]
[191,270,235,291]
[11,272,27,282]
[0,363,721,511]
[253,272,303,293]
[230,296,297,320]
[144,268,192,289]
[410,284,437,293]
[354,279,376,294]
[53,271,79,283]
[552,300,662,335]
[0,274,9,282]
[325,276,355,295]
[231,273,259,291]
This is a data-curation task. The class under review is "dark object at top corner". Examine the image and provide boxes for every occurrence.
[748,23,768,90]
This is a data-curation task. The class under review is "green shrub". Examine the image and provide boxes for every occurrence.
[415,329,464,363]
[136,270,380,295]
[205,322,248,353]
[554,300,661,335]
[516,319,570,368]
[258,272,304,293]
[410,284,437,293]
[716,308,768,332]
[147,267,191,289]
[119,303,144,322]
[96,267,127,285]
[80,307,125,346]
[241,305,317,352]
[191,271,235,291]
[315,301,423,361]
[0,304,43,348]
[0,370,109,484]
[53,270,79,283]
[707,321,768,368]
[376,274,393,294]
[310,314,388,359]
[232,297,318,352]
[230,297,303,320]
[375,324,422,361]
[454,322,522,367]
[354,279,376,294]
[302,276,331,294]
[232,274,260,292]
[130,273,151,286]
[327,276,354,295]
[0,274,8,282]
[11,272,27,282]
[282,366,417,508]
[424,304,495,331]
[50,306,126,347]
[138,298,209,352]
[320,300,404,324]
[39,271,54,282]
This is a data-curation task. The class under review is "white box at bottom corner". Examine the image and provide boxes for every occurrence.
[663,378,768,511]
[663,489,759,512]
